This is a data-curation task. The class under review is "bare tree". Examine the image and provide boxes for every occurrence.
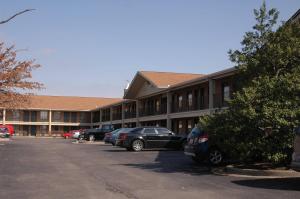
[0,9,35,25]
[0,42,43,108]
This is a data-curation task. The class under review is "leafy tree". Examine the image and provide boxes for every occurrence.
[200,2,300,164]
[0,43,43,108]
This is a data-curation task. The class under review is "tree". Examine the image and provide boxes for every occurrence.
[0,9,35,25]
[0,43,43,108]
[200,2,300,164]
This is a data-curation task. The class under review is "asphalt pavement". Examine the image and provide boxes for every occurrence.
[0,137,299,199]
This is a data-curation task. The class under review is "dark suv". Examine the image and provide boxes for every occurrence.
[116,127,186,151]
[80,125,114,141]
[184,126,224,165]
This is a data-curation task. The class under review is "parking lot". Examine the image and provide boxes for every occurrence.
[0,137,299,199]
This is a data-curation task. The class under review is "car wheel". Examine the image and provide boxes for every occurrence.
[89,135,95,142]
[208,148,223,166]
[131,139,144,151]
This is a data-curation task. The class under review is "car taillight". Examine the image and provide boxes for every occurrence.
[119,133,127,140]
[198,133,208,143]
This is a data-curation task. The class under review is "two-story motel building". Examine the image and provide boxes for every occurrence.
[1,9,299,137]
[0,67,235,136]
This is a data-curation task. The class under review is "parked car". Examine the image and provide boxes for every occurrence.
[63,131,73,139]
[0,127,10,138]
[72,130,83,139]
[184,126,223,165]
[291,126,300,171]
[104,128,133,145]
[79,125,114,141]
[0,124,14,136]
[103,131,115,144]
[111,128,133,146]
[116,127,186,151]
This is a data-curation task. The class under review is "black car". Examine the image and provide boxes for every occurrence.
[184,127,224,165]
[80,125,114,141]
[116,127,186,151]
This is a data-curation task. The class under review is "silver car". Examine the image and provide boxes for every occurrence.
[291,126,300,171]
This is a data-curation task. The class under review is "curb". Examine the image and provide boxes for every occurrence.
[212,165,300,178]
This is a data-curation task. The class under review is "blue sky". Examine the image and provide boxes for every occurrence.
[0,0,299,97]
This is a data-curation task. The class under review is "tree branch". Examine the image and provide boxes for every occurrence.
[0,9,35,25]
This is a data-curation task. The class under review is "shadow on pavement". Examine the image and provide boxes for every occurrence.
[232,177,300,191]
[116,150,212,175]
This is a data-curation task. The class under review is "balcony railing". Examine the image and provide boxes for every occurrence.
[112,113,122,121]
[171,103,207,113]
[139,106,167,117]
[124,112,136,119]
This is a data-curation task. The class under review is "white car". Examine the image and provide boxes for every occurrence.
[291,126,300,171]
[72,131,81,139]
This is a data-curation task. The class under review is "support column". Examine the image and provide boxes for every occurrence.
[121,103,125,127]
[166,92,172,130]
[110,107,113,125]
[48,110,52,134]
[136,100,140,127]
[209,79,216,110]
[3,109,6,125]
[90,112,93,128]
[99,109,102,126]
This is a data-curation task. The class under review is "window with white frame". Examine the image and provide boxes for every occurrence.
[188,93,193,108]
[40,111,48,121]
[223,85,230,101]
[178,96,183,109]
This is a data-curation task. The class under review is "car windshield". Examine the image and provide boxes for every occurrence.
[111,129,121,134]
[0,127,8,133]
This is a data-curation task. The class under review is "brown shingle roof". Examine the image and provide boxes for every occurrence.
[139,71,204,88]
[22,95,123,111]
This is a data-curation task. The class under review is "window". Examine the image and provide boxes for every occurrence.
[129,128,142,133]
[13,111,20,121]
[63,126,70,132]
[53,126,59,131]
[188,93,193,108]
[188,120,192,129]
[80,112,86,122]
[31,111,37,122]
[156,128,170,135]
[40,125,48,134]
[156,100,160,112]
[223,85,230,101]
[143,128,156,134]
[71,112,77,123]
[178,96,183,109]
[40,111,48,121]
[178,121,183,129]
[23,111,30,122]
[64,112,70,122]
[53,112,61,122]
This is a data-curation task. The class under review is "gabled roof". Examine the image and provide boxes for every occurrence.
[139,71,204,88]
[124,71,204,99]
[21,95,122,111]
[288,9,300,23]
